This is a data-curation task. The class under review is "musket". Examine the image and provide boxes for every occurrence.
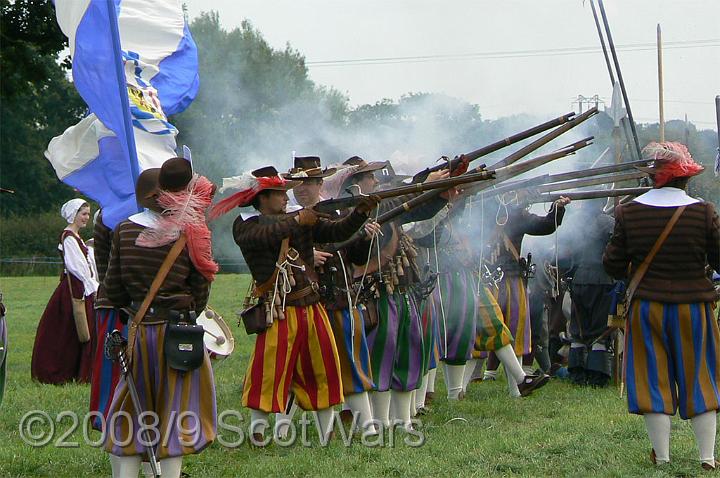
[524,187,651,204]
[313,168,495,214]
[325,113,597,249]
[105,331,161,478]
[532,170,647,194]
[490,107,598,169]
[412,111,576,182]
[379,137,592,225]
[497,158,651,191]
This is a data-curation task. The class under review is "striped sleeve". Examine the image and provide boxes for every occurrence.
[103,227,131,307]
[188,265,210,313]
[707,202,720,272]
[93,211,112,282]
[233,215,298,248]
[603,206,629,279]
[312,208,368,243]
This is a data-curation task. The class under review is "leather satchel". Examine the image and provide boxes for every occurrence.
[67,274,91,344]
[239,238,290,335]
[240,302,267,335]
[164,310,205,372]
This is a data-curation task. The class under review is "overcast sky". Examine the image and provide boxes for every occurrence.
[185,0,719,130]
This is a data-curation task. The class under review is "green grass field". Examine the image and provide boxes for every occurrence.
[0,275,712,477]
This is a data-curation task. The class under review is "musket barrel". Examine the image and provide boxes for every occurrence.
[533,170,646,194]
[462,136,593,199]
[527,187,651,204]
[372,108,597,225]
[314,169,494,213]
[491,107,598,169]
[463,111,576,162]
[499,157,650,191]
[413,111,576,182]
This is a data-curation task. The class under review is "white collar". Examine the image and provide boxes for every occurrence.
[128,209,161,228]
[633,187,699,207]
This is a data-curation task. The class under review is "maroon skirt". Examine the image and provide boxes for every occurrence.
[31,274,96,384]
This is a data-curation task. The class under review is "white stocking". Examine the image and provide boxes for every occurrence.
[690,411,717,466]
[644,413,671,463]
[390,390,413,431]
[369,390,391,427]
[495,344,526,384]
[344,392,375,432]
[110,455,141,478]
[275,400,299,439]
[314,408,335,440]
[504,365,521,398]
[250,409,270,439]
[415,374,429,410]
[445,364,465,400]
[426,368,437,394]
[462,359,478,392]
[158,457,182,478]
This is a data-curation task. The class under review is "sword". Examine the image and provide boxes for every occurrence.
[105,330,161,477]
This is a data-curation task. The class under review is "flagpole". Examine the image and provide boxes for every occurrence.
[657,24,665,142]
[596,0,642,162]
[105,0,142,212]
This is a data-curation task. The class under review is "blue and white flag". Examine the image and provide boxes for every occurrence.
[46,0,199,228]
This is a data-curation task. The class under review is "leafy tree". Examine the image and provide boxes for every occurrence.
[0,0,86,216]
[172,12,349,183]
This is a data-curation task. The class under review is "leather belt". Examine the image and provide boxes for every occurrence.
[285,282,320,302]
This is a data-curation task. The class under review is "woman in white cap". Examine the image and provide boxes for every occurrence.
[31,198,98,384]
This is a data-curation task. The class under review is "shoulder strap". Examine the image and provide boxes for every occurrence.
[126,234,187,362]
[253,237,290,297]
[626,205,686,302]
[502,231,521,261]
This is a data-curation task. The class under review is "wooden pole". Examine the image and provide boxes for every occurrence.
[657,24,665,142]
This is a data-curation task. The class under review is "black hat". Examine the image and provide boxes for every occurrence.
[135,168,161,209]
[159,157,193,192]
[253,166,300,190]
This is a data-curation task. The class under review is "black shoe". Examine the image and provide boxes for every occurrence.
[586,370,611,388]
[568,367,586,386]
[517,373,550,397]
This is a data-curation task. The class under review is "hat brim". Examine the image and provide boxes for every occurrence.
[265,180,301,191]
[353,161,388,175]
[633,164,705,178]
[283,167,338,180]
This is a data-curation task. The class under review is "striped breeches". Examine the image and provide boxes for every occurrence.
[473,284,514,358]
[242,303,344,413]
[625,299,720,419]
[494,275,531,356]
[328,307,374,395]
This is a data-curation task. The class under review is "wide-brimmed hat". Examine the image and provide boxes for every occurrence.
[284,156,337,180]
[635,142,704,188]
[208,166,300,219]
[375,162,411,188]
[251,166,300,191]
[135,168,161,210]
[343,156,388,175]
